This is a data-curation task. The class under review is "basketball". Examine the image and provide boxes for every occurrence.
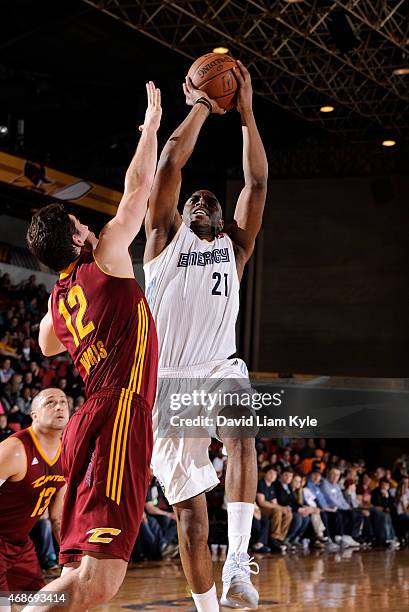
[187,52,238,111]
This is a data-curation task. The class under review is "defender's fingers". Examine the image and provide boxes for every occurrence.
[155,87,161,109]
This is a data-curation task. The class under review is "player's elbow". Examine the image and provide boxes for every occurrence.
[158,151,183,172]
[39,342,56,357]
[123,183,151,204]
[38,332,50,356]
[246,176,268,191]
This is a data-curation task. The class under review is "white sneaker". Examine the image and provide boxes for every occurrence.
[341,535,360,548]
[325,541,341,553]
[220,552,259,609]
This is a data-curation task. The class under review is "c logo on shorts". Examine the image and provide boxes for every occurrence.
[87,527,122,543]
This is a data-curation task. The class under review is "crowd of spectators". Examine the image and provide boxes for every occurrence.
[1,271,409,569]
[0,272,86,440]
[205,438,409,559]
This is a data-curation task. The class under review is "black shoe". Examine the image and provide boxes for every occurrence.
[270,539,287,553]
[252,544,271,554]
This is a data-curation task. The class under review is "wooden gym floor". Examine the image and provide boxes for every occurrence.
[89,549,409,611]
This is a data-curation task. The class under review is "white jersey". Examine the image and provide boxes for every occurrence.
[144,222,240,369]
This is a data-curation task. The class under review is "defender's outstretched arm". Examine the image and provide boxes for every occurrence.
[99,81,162,253]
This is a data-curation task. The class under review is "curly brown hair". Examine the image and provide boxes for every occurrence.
[27,203,79,272]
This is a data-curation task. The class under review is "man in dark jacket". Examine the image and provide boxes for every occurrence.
[274,467,310,545]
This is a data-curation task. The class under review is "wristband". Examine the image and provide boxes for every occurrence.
[195,97,212,113]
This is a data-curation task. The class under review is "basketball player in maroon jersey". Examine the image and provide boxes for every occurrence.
[24,83,161,611]
[0,388,69,594]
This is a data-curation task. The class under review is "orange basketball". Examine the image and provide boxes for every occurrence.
[187,53,238,111]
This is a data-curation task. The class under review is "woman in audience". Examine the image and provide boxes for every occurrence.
[395,477,409,544]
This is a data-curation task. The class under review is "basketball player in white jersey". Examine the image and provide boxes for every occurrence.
[144,61,267,611]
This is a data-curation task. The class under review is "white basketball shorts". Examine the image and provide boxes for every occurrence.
[151,358,252,505]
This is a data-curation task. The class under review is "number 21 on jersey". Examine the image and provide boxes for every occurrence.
[212,272,228,296]
[59,285,95,347]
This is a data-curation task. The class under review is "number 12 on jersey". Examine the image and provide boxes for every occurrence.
[212,272,228,296]
[59,285,95,347]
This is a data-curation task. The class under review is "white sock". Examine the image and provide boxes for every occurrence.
[191,584,219,611]
[227,501,254,557]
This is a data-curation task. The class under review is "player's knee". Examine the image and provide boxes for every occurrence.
[217,405,259,440]
[76,562,123,604]
[223,436,256,457]
[178,510,208,551]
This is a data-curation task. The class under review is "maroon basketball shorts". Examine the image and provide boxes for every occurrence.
[59,388,153,564]
[0,536,45,591]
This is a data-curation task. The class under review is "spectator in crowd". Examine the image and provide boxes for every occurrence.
[277,448,292,470]
[136,511,178,560]
[256,465,291,552]
[139,476,179,560]
[212,446,227,478]
[16,386,33,421]
[29,361,42,386]
[300,449,326,474]
[21,338,34,364]
[370,467,386,490]
[299,438,316,459]
[250,504,271,554]
[321,467,362,547]
[392,458,409,483]
[385,469,398,492]
[0,413,12,442]
[357,472,373,497]
[0,359,14,384]
[395,477,409,543]
[304,470,340,551]
[371,477,399,547]
[31,515,59,571]
[22,371,33,388]
[343,479,374,543]
[74,396,85,412]
[274,467,310,548]
[145,476,178,548]
[66,368,83,399]
[292,472,327,549]
[0,336,19,359]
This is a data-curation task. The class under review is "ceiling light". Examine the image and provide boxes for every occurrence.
[284,0,304,3]
[213,47,229,54]
[393,67,409,75]
[382,139,396,147]
[0,125,8,137]
[320,105,335,113]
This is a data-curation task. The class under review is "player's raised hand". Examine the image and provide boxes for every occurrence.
[183,76,225,115]
[233,60,253,114]
[139,81,162,132]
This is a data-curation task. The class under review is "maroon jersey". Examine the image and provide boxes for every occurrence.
[50,253,158,405]
[0,427,65,542]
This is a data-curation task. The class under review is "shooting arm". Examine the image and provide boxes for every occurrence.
[144,80,224,262]
[229,62,268,276]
